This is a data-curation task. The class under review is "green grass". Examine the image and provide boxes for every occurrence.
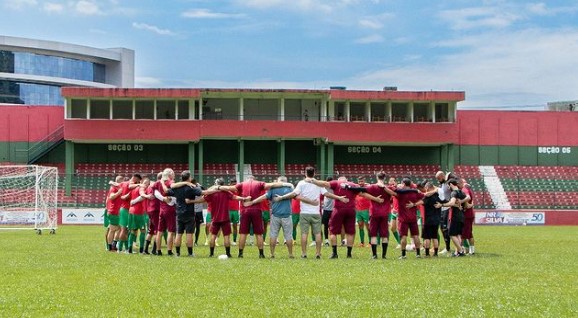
[1,226,577,317]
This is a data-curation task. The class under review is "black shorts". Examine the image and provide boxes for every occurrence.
[440,209,449,230]
[449,220,463,236]
[195,211,204,225]
[322,210,332,225]
[421,224,439,240]
[177,216,195,234]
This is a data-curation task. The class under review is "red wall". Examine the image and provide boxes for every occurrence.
[0,106,64,142]
[457,110,578,146]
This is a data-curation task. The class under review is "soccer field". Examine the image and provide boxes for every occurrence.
[1,226,576,317]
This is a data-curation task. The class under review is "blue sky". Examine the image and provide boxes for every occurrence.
[2,0,578,109]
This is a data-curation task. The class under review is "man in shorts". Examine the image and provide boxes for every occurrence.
[106,176,124,251]
[436,178,467,257]
[355,176,371,247]
[127,175,146,254]
[395,177,424,259]
[388,177,402,248]
[117,175,140,252]
[228,179,240,246]
[460,179,476,255]
[153,168,177,256]
[416,180,443,257]
[143,173,161,255]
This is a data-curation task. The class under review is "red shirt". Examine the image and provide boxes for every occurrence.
[235,179,266,212]
[291,198,300,214]
[146,183,159,212]
[396,189,424,223]
[155,180,175,214]
[462,186,475,218]
[365,184,394,217]
[355,194,371,211]
[260,190,270,211]
[392,196,399,212]
[107,185,122,215]
[228,193,240,211]
[329,180,358,210]
[129,187,145,215]
[204,191,233,223]
[120,181,131,210]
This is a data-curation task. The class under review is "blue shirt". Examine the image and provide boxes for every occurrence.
[266,186,293,218]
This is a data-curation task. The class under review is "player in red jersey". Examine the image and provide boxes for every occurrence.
[290,197,300,244]
[395,177,424,259]
[106,175,124,251]
[117,175,140,252]
[142,173,161,254]
[127,175,146,254]
[219,175,293,258]
[388,177,402,248]
[260,190,271,245]
[355,177,371,247]
[153,168,177,256]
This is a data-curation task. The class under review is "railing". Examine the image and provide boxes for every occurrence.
[27,125,64,164]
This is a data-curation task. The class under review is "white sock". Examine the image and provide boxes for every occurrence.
[470,246,475,254]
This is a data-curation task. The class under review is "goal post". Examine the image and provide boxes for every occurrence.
[0,165,58,234]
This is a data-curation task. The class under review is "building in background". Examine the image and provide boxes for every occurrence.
[0,35,134,105]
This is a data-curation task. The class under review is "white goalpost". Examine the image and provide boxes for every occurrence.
[0,165,58,234]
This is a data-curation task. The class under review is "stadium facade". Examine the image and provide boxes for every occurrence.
[0,35,134,105]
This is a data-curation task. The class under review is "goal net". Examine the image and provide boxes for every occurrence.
[0,165,58,233]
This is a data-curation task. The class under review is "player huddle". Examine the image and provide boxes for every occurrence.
[103,167,476,259]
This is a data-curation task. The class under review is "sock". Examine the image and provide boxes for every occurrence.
[107,243,112,251]
[393,231,401,244]
[425,247,430,256]
[195,225,201,244]
[167,250,173,256]
[463,239,470,249]
[139,232,145,250]
[238,249,244,257]
[444,235,451,251]
[187,247,193,255]
[259,248,264,256]
[144,240,151,253]
[332,245,337,255]
[176,246,181,256]
[225,246,231,257]
[152,241,157,253]
[117,240,123,252]
[233,232,237,242]
[470,246,475,254]
[292,226,297,240]
[263,228,267,241]
[402,249,406,257]
[347,246,352,257]
[209,247,214,256]
[371,244,377,256]
[127,233,134,250]
[434,247,439,256]
[359,229,365,244]
[382,243,388,258]
[416,248,421,256]
[112,240,118,250]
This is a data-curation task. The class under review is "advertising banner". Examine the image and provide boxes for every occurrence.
[62,208,105,225]
[475,211,545,225]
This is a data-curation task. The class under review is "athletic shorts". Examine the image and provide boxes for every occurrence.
[240,209,264,235]
[119,208,129,227]
[210,221,232,236]
[292,213,300,226]
[440,209,450,230]
[369,215,389,238]
[103,209,109,227]
[147,210,159,235]
[421,224,439,240]
[128,214,147,230]
[462,218,474,239]
[322,210,332,225]
[176,216,195,234]
[356,210,370,223]
[398,221,419,237]
[300,214,322,236]
[449,220,464,237]
[206,212,212,223]
[107,214,119,226]
[270,215,293,242]
[388,212,398,222]
[229,210,240,224]
[329,207,356,235]
[195,211,204,225]
[262,210,271,223]
[158,210,176,233]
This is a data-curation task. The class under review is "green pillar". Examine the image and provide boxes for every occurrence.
[239,140,245,181]
[65,141,74,196]
[188,142,195,176]
[319,142,326,179]
[440,144,449,172]
[447,144,455,172]
[197,140,204,185]
[327,143,334,177]
[277,140,286,176]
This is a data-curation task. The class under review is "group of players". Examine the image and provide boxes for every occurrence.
[103,166,476,259]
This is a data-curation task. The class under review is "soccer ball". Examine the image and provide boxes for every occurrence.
[218,254,229,260]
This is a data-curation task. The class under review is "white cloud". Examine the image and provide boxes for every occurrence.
[350,28,578,108]
[359,19,383,30]
[182,8,245,19]
[239,0,334,13]
[74,0,102,15]
[43,2,64,13]
[358,13,393,30]
[526,2,578,16]
[439,7,521,30]
[136,76,164,88]
[4,0,37,10]
[132,22,176,36]
[355,34,384,44]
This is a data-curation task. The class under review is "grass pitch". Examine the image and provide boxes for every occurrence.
[1,225,577,317]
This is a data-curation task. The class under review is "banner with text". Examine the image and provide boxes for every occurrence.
[62,208,105,225]
[0,211,47,225]
[475,211,545,225]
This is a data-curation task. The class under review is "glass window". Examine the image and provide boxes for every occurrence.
[0,80,63,105]
[157,100,175,119]
[392,103,409,122]
[135,100,154,119]
[178,100,189,119]
[90,100,110,119]
[71,99,87,118]
[112,100,132,119]
[413,103,429,122]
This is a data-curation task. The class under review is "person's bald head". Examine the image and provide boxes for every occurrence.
[436,171,445,183]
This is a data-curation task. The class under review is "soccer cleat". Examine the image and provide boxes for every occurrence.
[340,239,346,247]
[372,255,378,260]
[188,254,195,257]
[346,254,352,259]
[301,255,307,259]
[416,255,421,259]
[324,240,329,246]
[439,249,449,255]
[315,255,321,259]
[232,241,237,246]
[398,255,407,260]
[329,253,339,259]
[259,254,266,259]
[156,251,163,256]
[209,254,214,257]
[382,255,387,259]
[309,242,316,247]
